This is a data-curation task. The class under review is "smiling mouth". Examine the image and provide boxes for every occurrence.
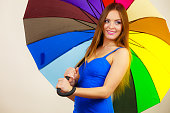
[107,30,116,35]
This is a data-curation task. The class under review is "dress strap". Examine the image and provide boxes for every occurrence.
[103,47,124,58]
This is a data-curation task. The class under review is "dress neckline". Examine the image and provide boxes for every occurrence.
[86,57,111,65]
[86,47,123,64]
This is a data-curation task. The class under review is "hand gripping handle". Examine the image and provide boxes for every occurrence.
[57,76,76,97]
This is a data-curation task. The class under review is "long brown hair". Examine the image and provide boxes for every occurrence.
[75,3,131,99]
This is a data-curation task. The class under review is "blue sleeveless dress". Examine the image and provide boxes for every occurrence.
[73,47,123,113]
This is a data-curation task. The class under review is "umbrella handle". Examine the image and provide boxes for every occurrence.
[57,76,76,97]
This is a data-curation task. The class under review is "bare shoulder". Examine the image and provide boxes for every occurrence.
[116,47,129,54]
[113,47,129,60]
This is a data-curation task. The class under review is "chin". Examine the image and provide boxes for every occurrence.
[105,35,118,40]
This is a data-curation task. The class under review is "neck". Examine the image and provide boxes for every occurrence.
[103,42,116,46]
[102,37,116,48]
[102,38,116,48]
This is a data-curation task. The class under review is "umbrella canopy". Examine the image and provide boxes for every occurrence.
[23,0,170,113]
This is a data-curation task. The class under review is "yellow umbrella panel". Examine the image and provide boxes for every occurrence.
[129,30,170,113]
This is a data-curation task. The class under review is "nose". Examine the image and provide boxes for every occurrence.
[108,22,115,29]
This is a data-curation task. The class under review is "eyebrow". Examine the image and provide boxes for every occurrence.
[105,18,121,21]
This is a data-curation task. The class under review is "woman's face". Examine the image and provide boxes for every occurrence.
[103,10,122,40]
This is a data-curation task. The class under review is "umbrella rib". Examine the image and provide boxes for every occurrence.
[129,32,140,34]
[130,49,161,112]
[62,1,98,24]
[73,19,96,29]
[100,0,104,11]
[74,31,95,33]
[126,0,134,10]
[88,0,102,16]
[86,0,98,19]
[129,42,144,49]
[129,69,138,113]
[40,38,93,70]
[129,38,145,49]
[130,29,170,45]
[130,49,138,57]
[79,8,97,24]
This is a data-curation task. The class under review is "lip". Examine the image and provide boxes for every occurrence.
[107,30,116,35]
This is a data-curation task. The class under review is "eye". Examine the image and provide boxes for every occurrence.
[115,20,122,25]
[104,19,110,23]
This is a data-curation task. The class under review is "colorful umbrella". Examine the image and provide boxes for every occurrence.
[23,0,170,113]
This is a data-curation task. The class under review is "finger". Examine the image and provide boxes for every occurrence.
[56,83,60,89]
[70,74,75,79]
[73,69,76,74]
[69,67,76,72]
[58,78,64,81]
[68,73,75,79]
[70,72,75,77]
[64,68,71,75]
[66,68,76,74]
[75,73,78,77]
[58,78,65,82]
[64,77,70,82]
[68,70,75,75]
[66,73,72,78]
[64,72,70,77]
[75,67,79,72]
[64,73,67,77]
[58,78,61,81]
[64,71,70,76]
[68,67,74,71]
[68,77,73,82]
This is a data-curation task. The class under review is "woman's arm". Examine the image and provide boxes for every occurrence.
[57,48,130,99]
[73,48,130,99]
[67,95,75,101]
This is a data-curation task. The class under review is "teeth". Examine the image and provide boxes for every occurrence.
[107,31,115,33]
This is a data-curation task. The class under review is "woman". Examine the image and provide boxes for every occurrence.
[56,3,131,113]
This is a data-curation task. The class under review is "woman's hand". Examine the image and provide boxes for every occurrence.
[64,67,79,86]
[56,78,73,93]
